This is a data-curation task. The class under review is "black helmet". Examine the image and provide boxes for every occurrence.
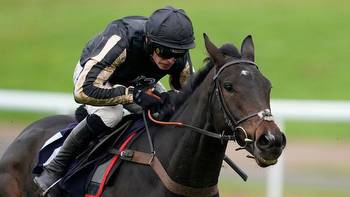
[146,6,195,50]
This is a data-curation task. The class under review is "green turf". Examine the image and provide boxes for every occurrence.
[1,0,350,138]
[219,178,350,197]
[1,0,350,98]
[0,111,52,125]
[285,121,350,141]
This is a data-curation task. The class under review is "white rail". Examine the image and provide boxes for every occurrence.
[272,99,350,122]
[267,100,350,197]
[0,89,78,114]
[1,89,350,197]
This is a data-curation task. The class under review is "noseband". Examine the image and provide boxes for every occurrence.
[212,60,274,147]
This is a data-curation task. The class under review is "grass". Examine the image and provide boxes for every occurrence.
[0,111,52,125]
[285,121,350,141]
[1,1,350,137]
[1,0,350,98]
[219,178,350,197]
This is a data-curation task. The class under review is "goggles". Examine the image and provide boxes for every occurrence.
[151,43,187,59]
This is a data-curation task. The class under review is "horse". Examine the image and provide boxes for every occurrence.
[0,34,286,197]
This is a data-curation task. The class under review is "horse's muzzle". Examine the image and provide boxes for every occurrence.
[253,131,286,167]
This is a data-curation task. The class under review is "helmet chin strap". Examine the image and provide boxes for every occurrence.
[144,37,153,56]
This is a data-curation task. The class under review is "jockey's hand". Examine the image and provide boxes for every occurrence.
[131,76,156,90]
[133,87,161,110]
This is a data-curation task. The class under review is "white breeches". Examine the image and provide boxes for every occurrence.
[84,104,131,128]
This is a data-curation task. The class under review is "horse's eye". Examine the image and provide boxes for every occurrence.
[223,82,234,92]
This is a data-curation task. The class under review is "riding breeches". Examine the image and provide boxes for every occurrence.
[84,104,131,128]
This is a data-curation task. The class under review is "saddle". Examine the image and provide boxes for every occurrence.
[33,115,145,197]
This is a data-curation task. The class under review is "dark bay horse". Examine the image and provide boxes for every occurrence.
[0,34,286,197]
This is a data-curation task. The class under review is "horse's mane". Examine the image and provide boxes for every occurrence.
[175,43,241,107]
[215,43,241,59]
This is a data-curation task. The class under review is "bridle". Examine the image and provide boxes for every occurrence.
[212,59,275,148]
[147,60,274,147]
[141,59,276,184]
[121,59,276,195]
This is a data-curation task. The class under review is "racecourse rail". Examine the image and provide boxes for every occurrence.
[1,89,350,197]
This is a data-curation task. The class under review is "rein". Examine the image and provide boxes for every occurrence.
[121,60,275,196]
[148,60,274,145]
[147,111,235,141]
[143,60,275,181]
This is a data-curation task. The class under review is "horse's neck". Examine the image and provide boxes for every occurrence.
[156,73,227,187]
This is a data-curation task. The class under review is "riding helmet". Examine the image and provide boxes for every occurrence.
[146,6,195,50]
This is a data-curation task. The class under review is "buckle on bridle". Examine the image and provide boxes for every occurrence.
[258,109,274,121]
[234,126,254,149]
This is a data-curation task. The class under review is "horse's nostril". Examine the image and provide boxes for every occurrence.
[257,133,273,149]
[257,132,286,150]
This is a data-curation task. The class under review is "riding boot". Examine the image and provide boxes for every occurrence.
[33,115,109,194]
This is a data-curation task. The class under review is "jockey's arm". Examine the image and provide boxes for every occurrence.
[74,60,133,106]
[74,33,134,106]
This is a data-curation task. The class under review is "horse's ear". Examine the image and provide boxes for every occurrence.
[241,35,255,62]
[204,33,226,67]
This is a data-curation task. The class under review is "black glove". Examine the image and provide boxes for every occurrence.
[131,76,156,90]
[133,88,161,110]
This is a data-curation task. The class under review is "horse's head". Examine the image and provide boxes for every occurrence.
[204,34,286,167]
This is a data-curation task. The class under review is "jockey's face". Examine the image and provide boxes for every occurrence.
[146,37,186,70]
[152,51,176,70]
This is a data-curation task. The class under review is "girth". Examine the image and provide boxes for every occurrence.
[119,149,218,197]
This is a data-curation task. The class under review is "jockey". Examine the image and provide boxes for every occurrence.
[34,6,195,192]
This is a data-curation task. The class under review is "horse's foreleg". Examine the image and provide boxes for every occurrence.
[0,173,22,197]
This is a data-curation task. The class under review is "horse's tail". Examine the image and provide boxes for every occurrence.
[0,172,21,197]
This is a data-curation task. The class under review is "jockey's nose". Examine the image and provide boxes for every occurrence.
[256,131,286,151]
[165,57,175,64]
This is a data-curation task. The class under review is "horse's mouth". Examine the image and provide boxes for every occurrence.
[245,145,279,167]
[255,155,277,167]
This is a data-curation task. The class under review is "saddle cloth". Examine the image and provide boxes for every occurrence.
[33,118,145,197]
